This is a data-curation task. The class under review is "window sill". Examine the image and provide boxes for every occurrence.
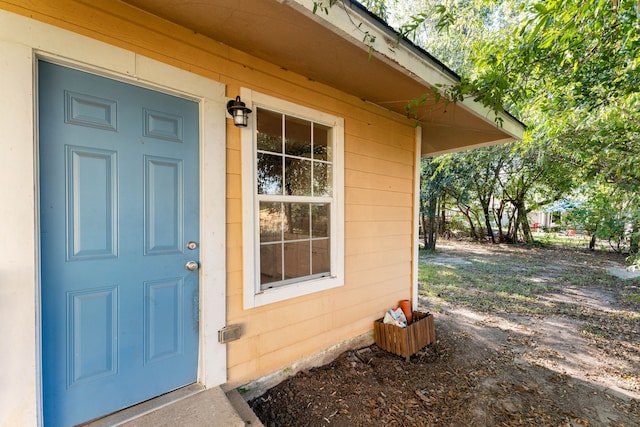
[245,275,343,309]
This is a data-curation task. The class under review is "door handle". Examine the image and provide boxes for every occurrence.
[185,260,199,271]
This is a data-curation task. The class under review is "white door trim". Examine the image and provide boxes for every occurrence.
[0,9,227,426]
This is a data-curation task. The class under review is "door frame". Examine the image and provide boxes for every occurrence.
[0,10,227,425]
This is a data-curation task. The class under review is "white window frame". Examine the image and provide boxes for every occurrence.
[241,88,344,309]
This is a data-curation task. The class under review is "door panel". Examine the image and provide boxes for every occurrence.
[68,286,118,385]
[66,146,118,260]
[39,61,200,426]
[145,156,183,254]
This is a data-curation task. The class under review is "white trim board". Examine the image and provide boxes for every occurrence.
[413,126,422,307]
[0,9,227,426]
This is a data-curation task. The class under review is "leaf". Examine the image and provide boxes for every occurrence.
[533,3,549,14]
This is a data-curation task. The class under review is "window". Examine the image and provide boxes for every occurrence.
[241,90,344,308]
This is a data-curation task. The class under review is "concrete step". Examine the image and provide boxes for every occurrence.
[225,389,263,427]
[83,384,262,427]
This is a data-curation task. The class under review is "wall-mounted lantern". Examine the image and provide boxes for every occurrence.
[226,96,252,127]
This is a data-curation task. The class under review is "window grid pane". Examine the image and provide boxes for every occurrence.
[284,241,311,280]
[284,157,311,196]
[285,116,311,158]
[313,123,331,162]
[313,162,331,197]
[312,239,330,275]
[257,153,283,195]
[257,108,283,153]
[259,202,283,243]
[311,204,329,238]
[260,242,283,285]
[284,203,310,241]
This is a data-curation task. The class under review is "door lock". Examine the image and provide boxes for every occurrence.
[185,260,199,271]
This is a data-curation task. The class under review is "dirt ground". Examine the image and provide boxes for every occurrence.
[249,240,640,426]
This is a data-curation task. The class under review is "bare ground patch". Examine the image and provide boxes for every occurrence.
[249,240,640,426]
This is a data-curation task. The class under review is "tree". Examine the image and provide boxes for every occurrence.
[566,184,640,253]
[499,138,575,243]
[423,139,573,245]
[438,145,507,242]
[383,1,639,251]
[420,157,451,249]
[322,1,639,260]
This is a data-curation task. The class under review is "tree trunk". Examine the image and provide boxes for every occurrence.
[520,213,534,244]
[471,210,485,241]
[426,196,438,250]
[507,209,517,243]
[630,220,639,254]
[520,209,534,244]
[494,200,506,242]
[589,233,597,250]
[482,201,495,243]
[420,194,429,249]
[459,205,477,239]
[434,198,440,247]
[440,200,447,236]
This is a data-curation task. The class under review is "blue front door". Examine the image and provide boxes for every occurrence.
[39,61,200,426]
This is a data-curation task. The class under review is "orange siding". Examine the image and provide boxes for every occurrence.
[3,0,418,388]
[345,187,413,207]
[346,152,414,179]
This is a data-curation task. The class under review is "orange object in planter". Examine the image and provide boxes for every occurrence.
[399,299,412,325]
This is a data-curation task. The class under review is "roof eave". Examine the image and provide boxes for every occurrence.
[285,0,525,146]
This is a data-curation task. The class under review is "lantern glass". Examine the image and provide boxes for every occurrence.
[233,109,248,127]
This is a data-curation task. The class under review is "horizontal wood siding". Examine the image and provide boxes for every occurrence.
[3,0,418,387]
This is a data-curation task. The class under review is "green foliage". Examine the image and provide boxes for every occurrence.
[420,156,453,248]
[629,251,640,270]
[359,0,391,19]
[559,267,617,288]
[420,139,573,244]
[320,1,639,264]
[623,290,640,303]
[364,0,639,261]
[398,5,454,38]
[313,1,379,57]
[565,185,640,253]
[534,233,590,249]
[312,0,338,15]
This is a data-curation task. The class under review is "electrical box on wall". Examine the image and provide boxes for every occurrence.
[218,324,242,343]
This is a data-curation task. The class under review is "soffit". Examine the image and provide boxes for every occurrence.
[123,0,521,155]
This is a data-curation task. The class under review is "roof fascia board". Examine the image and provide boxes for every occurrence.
[425,137,516,157]
[283,0,525,140]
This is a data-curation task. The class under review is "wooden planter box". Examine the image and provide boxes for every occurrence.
[374,311,435,361]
